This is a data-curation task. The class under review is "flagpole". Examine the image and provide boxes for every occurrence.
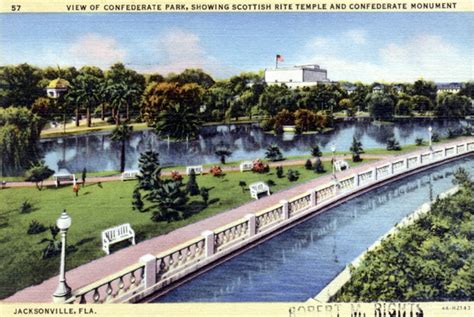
[275,55,278,69]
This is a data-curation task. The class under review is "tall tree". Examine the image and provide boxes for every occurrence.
[0,63,43,107]
[154,103,201,140]
[0,107,42,175]
[350,136,364,162]
[110,123,133,172]
[367,92,395,121]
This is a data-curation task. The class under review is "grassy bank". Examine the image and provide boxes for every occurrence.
[0,159,372,299]
[332,183,473,302]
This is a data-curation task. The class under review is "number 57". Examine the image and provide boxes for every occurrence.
[11,5,22,11]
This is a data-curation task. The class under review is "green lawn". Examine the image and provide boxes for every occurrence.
[0,159,372,299]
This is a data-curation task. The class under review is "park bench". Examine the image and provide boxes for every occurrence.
[121,170,140,181]
[249,181,270,200]
[186,165,203,175]
[334,160,350,172]
[52,172,77,187]
[102,223,136,255]
[239,161,253,172]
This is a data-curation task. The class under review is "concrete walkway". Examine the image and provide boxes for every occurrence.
[3,139,472,302]
[3,154,390,188]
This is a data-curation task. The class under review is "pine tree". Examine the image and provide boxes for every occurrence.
[305,159,313,170]
[350,137,364,162]
[185,169,200,196]
[137,150,161,190]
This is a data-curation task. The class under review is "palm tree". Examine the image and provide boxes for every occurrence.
[148,179,188,222]
[69,73,101,127]
[155,103,201,141]
[110,123,133,172]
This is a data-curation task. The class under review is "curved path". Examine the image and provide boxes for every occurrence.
[4,154,390,188]
[3,139,472,302]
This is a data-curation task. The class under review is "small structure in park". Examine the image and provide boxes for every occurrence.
[239,161,253,172]
[102,223,136,255]
[46,78,70,99]
[249,181,271,200]
[334,160,350,172]
[52,171,77,187]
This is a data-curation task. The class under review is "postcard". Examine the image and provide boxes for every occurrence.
[0,0,473,316]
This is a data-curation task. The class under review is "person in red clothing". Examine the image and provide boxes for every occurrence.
[73,183,80,197]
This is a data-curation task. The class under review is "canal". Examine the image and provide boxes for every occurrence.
[152,156,473,302]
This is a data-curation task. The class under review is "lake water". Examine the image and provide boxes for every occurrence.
[153,156,473,302]
[39,118,469,173]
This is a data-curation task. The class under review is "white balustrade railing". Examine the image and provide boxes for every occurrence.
[66,139,473,304]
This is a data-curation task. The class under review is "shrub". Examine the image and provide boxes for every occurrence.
[260,118,275,131]
[27,220,47,235]
[311,145,322,158]
[200,187,209,205]
[415,137,424,146]
[267,179,276,187]
[24,161,54,191]
[252,159,269,174]
[171,170,183,181]
[209,166,223,177]
[386,137,401,151]
[287,169,300,182]
[276,165,284,178]
[265,144,284,162]
[19,200,33,214]
[431,132,440,142]
[305,159,313,170]
[313,157,326,174]
[39,226,61,259]
[186,169,200,194]
[349,137,364,162]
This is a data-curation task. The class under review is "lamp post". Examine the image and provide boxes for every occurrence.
[428,126,433,151]
[331,143,336,179]
[53,210,72,303]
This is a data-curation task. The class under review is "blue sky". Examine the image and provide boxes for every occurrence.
[0,12,472,82]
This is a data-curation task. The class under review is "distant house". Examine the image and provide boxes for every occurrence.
[342,83,357,95]
[372,84,384,93]
[393,84,404,94]
[436,82,463,94]
[264,64,330,88]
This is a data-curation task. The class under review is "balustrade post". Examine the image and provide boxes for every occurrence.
[403,158,408,170]
[244,214,256,237]
[139,254,157,289]
[390,162,395,175]
[307,190,316,206]
[280,200,289,220]
[201,230,215,257]
[372,167,377,181]
[418,153,422,165]
[463,142,468,152]
[354,173,360,187]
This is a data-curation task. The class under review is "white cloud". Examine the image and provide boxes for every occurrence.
[344,29,367,45]
[298,33,472,83]
[68,34,127,67]
[140,29,227,77]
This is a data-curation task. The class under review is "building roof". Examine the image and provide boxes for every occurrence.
[47,78,70,89]
[436,82,463,90]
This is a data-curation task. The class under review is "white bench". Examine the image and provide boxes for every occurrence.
[334,160,350,172]
[121,170,140,181]
[186,165,203,175]
[102,223,136,255]
[240,161,253,172]
[52,173,76,187]
[249,181,270,200]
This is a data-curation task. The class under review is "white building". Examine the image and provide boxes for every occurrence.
[264,64,329,88]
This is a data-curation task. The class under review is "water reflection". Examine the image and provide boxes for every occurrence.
[36,118,469,173]
[156,157,473,302]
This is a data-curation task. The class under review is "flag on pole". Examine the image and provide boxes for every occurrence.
[276,54,284,62]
